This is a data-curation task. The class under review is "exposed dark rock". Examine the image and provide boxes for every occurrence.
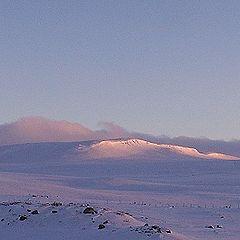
[151,225,162,233]
[51,202,62,207]
[83,207,97,214]
[31,210,39,215]
[19,215,27,221]
[206,225,214,229]
[98,224,105,229]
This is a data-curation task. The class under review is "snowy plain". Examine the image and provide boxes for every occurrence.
[0,139,240,239]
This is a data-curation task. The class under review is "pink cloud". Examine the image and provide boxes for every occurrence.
[0,117,131,145]
[0,117,95,145]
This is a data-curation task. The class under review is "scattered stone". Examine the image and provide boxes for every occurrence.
[216,224,223,229]
[83,207,97,214]
[151,225,162,233]
[27,209,31,212]
[125,212,132,216]
[166,229,172,234]
[206,225,214,229]
[52,210,58,214]
[1,218,4,222]
[152,225,159,230]
[31,210,39,215]
[51,202,62,207]
[9,201,21,205]
[135,224,163,235]
[98,224,105,229]
[116,212,124,216]
[19,215,27,221]
[103,220,109,224]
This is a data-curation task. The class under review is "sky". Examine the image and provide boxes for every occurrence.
[1,0,240,140]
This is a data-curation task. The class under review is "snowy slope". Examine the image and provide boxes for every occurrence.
[1,138,240,239]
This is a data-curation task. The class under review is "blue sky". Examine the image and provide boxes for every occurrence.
[1,0,240,140]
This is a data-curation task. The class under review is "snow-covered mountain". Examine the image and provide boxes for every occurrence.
[0,138,239,162]
[77,138,239,160]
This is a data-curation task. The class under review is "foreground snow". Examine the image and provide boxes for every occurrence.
[1,195,239,240]
[0,196,181,240]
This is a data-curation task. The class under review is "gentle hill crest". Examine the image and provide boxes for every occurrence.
[77,138,239,160]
